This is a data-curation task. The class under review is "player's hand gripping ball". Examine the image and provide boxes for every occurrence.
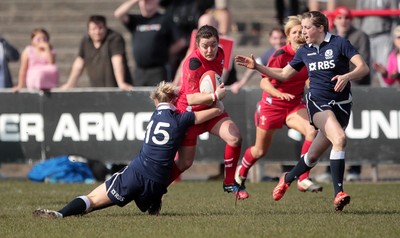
[199,70,222,93]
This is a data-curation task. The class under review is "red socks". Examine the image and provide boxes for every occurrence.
[239,147,258,178]
[223,144,241,185]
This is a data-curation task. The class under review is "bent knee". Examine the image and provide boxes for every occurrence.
[226,135,242,147]
[305,128,317,141]
[331,134,347,149]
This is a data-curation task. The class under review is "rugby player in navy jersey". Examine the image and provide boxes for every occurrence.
[33,82,224,218]
[236,15,322,194]
[235,11,369,211]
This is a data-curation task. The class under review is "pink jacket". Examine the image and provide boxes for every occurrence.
[383,50,400,86]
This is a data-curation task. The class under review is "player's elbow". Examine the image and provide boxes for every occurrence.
[362,64,370,78]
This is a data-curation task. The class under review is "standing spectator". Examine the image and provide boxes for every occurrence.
[13,28,59,92]
[61,15,133,90]
[32,81,224,218]
[356,0,400,86]
[235,11,369,211]
[308,0,337,29]
[275,0,299,26]
[160,0,213,81]
[308,0,336,11]
[0,37,19,88]
[230,27,286,94]
[374,25,400,86]
[212,0,232,37]
[316,6,371,183]
[114,0,186,86]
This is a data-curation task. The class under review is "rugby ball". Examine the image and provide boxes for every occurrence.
[199,70,222,93]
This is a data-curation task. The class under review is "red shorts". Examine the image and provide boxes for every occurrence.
[181,112,229,146]
[254,101,306,130]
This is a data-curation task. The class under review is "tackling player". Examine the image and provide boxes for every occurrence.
[33,81,224,218]
[235,11,369,211]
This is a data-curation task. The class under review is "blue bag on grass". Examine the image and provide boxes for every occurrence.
[27,155,95,183]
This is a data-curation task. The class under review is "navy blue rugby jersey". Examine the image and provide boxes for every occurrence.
[132,103,195,184]
[290,33,358,102]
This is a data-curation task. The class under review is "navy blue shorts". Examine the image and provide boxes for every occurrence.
[105,165,167,212]
[306,93,352,129]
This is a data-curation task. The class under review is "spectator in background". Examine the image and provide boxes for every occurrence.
[275,0,299,26]
[308,0,336,11]
[160,0,214,85]
[114,0,186,86]
[356,0,400,86]
[308,0,336,29]
[61,15,133,90]
[212,0,232,37]
[316,6,371,183]
[0,37,19,88]
[13,28,59,92]
[231,27,286,94]
[374,25,400,86]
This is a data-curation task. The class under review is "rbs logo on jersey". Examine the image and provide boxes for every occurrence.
[308,60,335,71]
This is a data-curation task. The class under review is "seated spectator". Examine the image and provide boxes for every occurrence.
[114,0,186,86]
[374,25,400,87]
[14,28,59,92]
[61,15,133,90]
[0,36,20,88]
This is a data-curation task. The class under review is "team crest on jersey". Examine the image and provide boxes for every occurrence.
[325,49,333,59]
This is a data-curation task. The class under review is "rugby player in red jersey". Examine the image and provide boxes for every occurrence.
[171,25,249,200]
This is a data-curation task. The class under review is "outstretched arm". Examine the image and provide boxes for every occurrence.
[235,54,297,81]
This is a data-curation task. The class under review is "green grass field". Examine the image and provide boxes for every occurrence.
[1,179,399,238]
